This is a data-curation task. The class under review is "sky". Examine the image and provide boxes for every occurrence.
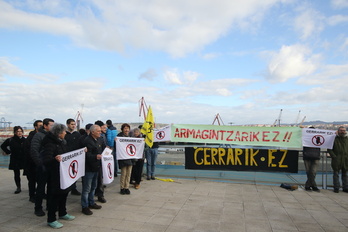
[0,0,348,128]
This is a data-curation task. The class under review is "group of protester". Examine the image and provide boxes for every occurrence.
[302,126,348,193]
[1,118,159,229]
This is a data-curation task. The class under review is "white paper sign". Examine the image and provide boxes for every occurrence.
[59,148,86,190]
[116,137,145,160]
[302,128,336,149]
[154,125,171,142]
[101,147,114,184]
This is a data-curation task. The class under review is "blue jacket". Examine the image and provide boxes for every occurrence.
[106,126,117,147]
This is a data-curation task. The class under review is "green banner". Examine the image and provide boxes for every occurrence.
[171,124,302,148]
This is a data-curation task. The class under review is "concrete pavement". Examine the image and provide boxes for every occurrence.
[0,168,348,232]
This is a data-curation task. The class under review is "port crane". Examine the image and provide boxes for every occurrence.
[138,97,149,121]
[74,104,84,130]
[272,109,283,127]
[212,113,225,125]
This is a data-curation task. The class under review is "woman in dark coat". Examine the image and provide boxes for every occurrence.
[116,123,135,195]
[41,123,75,229]
[1,126,26,194]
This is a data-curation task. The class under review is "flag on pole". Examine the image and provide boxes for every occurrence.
[140,105,154,148]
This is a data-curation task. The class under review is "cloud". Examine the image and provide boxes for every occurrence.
[202,53,221,60]
[331,0,348,8]
[139,68,157,81]
[163,69,200,85]
[264,44,320,82]
[328,14,348,25]
[293,7,324,40]
[0,0,288,57]
[0,57,58,81]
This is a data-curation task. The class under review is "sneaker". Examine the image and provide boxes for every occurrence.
[48,221,63,229]
[89,203,102,209]
[82,207,93,215]
[59,214,75,221]
[312,187,320,192]
[98,196,107,203]
[305,187,312,191]
[151,176,155,180]
[334,188,339,193]
[71,189,81,196]
[35,209,45,217]
[125,189,130,194]
[120,189,126,195]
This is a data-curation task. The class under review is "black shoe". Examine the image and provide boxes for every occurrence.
[89,203,102,209]
[343,189,348,193]
[305,187,312,191]
[71,189,81,196]
[146,177,150,180]
[35,209,45,217]
[14,188,21,194]
[29,197,35,203]
[125,189,130,195]
[312,187,320,192]
[120,189,126,195]
[151,176,155,180]
[82,207,93,215]
[98,196,107,203]
[334,188,339,193]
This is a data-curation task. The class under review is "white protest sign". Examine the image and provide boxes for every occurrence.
[154,125,171,142]
[59,148,85,190]
[116,137,144,160]
[302,128,336,149]
[101,147,114,184]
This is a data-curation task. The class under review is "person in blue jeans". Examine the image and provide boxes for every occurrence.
[81,125,103,215]
[146,142,159,180]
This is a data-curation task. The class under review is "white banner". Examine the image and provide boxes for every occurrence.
[101,148,114,184]
[116,137,145,160]
[302,128,336,149]
[59,148,85,190]
[154,125,171,142]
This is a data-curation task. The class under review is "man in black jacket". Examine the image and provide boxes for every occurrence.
[65,118,82,196]
[25,120,43,203]
[30,118,54,216]
[81,125,103,215]
[303,127,321,192]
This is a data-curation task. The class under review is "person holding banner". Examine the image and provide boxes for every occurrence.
[81,125,103,215]
[302,147,321,192]
[116,123,135,195]
[130,127,145,189]
[328,126,348,193]
[41,123,75,229]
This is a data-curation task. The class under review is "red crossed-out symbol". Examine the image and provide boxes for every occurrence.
[156,131,165,140]
[69,160,78,179]
[312,135,325,146]
[126,144,136,156]
[107,163,112,179]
